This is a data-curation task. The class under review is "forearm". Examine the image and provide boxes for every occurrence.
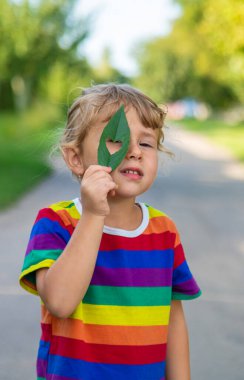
[166,300,191,380]
[37,212,105,318]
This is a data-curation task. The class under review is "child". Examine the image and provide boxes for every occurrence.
[19,84,201,380]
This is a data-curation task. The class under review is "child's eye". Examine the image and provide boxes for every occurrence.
[140,142,153,148]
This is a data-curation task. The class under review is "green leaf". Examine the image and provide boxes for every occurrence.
[97,105,130,171]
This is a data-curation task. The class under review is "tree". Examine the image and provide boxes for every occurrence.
[196,0,244,103]
[134,0,244,108]
[0,0,91,110]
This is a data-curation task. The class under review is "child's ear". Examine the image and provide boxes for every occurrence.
[62,147,84,176]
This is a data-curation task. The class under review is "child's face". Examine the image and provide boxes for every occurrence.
[79,106,159,199]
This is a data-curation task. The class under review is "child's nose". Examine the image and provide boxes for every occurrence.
[126,140,142,160]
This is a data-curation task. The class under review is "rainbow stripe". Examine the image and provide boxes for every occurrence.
[19,200,201,379]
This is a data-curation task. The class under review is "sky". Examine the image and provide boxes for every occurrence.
[77,0,181,75]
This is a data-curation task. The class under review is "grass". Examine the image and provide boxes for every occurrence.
[172,117,244,162]
[0,102,64,210]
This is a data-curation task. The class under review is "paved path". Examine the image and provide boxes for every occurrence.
[0,126,243,379]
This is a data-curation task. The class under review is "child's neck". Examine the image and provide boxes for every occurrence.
[104,198,142,231]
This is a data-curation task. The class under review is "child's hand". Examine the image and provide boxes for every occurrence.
[81,165,117,217]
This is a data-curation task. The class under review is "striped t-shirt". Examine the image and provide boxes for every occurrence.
[19,199,201,380]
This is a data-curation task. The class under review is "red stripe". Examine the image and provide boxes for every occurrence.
[40,323,52,342]
[174,244,186,269]
[50,336,166,365]
[36,208,61,223]
[35,210,176,252]
[100,231,175,251]
[35,208,74,234]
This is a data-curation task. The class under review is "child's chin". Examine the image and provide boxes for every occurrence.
[115,189,143,199]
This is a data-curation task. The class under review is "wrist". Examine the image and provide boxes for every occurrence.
[81,210,106,222]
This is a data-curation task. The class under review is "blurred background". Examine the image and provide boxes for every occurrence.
[0,0,243,208]
[0,1,244,379]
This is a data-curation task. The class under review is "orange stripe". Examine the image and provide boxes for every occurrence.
[144,216,176,235]
[56,209,79,227]
[148,216,181,246]
[51,317,168,345]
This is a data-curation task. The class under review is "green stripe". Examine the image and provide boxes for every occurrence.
[172,290,202,300]
[83,285,172,306]
[65,202,75,209]
[22,249,62,271]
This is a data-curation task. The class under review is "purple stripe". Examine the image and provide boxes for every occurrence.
[47,375,82,380]
[173,278,200,295]
[91,267,172,287]
[26,233,66,256]
[37,358,47,377]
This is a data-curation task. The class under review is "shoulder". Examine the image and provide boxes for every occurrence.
[142,203,178,235]
[36,199,80,226]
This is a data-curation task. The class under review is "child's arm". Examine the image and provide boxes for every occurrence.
[165,300,191,380]
[36,165,117,319]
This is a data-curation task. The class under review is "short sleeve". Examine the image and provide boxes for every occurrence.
[172,225,201,300]
[19,207,70,295]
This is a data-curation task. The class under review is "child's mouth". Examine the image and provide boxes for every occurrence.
[120,167,143,179]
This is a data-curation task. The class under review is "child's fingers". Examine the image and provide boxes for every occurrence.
[84,165,112,177]
[108,184,118,197]
[109,188,116,197]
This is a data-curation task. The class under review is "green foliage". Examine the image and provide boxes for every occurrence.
[133,38,196,103]
[0,102,62,209]
[197,0,244,104]
[0,0,91,110]
[134,0,244,109]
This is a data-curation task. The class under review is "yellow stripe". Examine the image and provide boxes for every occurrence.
[19,281,38,296]
[19,259,55,295]
[50,200,74,210]
[70,303,170,326]
[147,206,167,218]
[50,202,80,219]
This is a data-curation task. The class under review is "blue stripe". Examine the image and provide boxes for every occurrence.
[30,218,70,242]
[96,249,174,268]
[47,354,165,380]
[173,261,192,285]
[38,340,50,360]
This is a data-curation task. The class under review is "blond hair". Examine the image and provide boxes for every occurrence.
[60,83,167,153]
